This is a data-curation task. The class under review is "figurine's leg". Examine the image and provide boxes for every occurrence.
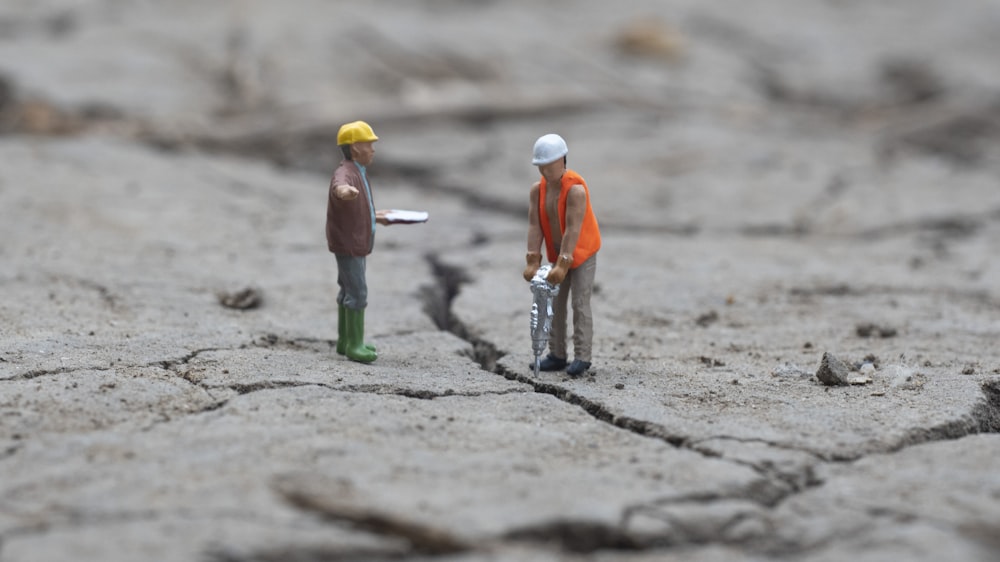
[336,261,348,355]
[549,270,571,361]
[567,255,596,376]
[336,304,347,355]
[336,255,376,362]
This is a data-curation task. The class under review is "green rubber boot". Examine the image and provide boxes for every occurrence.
[336,305,347,355]
[344,307,377,363]
[337,305,375,356]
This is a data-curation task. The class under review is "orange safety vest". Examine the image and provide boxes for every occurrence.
[538,169,601,268]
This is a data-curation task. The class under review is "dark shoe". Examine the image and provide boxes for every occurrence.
[566,360,591,376]
[531,354,567,372]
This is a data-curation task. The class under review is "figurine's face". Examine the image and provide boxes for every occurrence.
[536,159,564,182]
[352,141,376,166]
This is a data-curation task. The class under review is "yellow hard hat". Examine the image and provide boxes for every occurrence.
[337,120,378,145]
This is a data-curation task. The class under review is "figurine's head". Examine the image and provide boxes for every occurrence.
[337,121,379,166]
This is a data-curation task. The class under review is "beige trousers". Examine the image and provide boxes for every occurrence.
[549,254,596,362]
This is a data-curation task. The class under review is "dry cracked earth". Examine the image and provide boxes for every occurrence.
[1,1,1000,561]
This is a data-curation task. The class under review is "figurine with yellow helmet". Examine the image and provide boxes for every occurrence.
[325,120,426,363]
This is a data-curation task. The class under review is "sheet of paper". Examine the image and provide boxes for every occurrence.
[384,210,429,224]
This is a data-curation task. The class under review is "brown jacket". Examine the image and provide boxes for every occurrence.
[326,160,375,256]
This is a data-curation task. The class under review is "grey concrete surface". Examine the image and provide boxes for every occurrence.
[1,1,999,561]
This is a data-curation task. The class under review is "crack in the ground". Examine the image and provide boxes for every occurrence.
[28,272,124,310]
[156,338,526,402]
[856,207,1000,240]
[0,506,305,556]
[734,206,1000,241]
[221,380,323,395]
[503,489,779,552]
[6,364,113,381]
[501,519,640,552]
[686,436,827,502]
[12,338,523,424]
[688,435,828,460]
[248,333,337,353]
[495,363,688,446]
[788,282,999,309]
[370,376,997,556]
[157,347,227,372]
[418,254,508,374]
[272,480,775,557]
[154,348,232,408]
[275,479,471,557]
[213,379,527,401]
[335,384,526,400]
[416,251,1000,554]
[206,546,411,562]
[62,275,119,310]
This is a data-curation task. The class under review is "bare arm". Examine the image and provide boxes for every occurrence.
[523,181,543,281]
[526,181,543,254]
[558,184,587,261]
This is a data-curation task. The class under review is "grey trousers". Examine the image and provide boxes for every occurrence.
[335,254,367,310]
[550,254,596,362]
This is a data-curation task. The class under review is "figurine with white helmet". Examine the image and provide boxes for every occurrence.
[523,133,602,376]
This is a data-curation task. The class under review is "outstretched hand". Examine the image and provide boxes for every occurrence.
[334,184,359,200]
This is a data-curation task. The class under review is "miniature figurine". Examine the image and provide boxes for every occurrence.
[523,133,601,376]
[326,121,428,363]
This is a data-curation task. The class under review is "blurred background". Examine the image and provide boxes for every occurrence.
[2,0,999,235]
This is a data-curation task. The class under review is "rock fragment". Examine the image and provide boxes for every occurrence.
[217,287,262,310]
[772,362,813,379]
[695,310,719,327]
[856,323,897,338]
[614,18,685,61]
[886,365,927,390]
[816,352,850,386]
[849,362,875,384]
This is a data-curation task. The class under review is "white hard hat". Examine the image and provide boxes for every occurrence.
[532,133,568,165]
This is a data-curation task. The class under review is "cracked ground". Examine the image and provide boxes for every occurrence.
[2,1,1000,561]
